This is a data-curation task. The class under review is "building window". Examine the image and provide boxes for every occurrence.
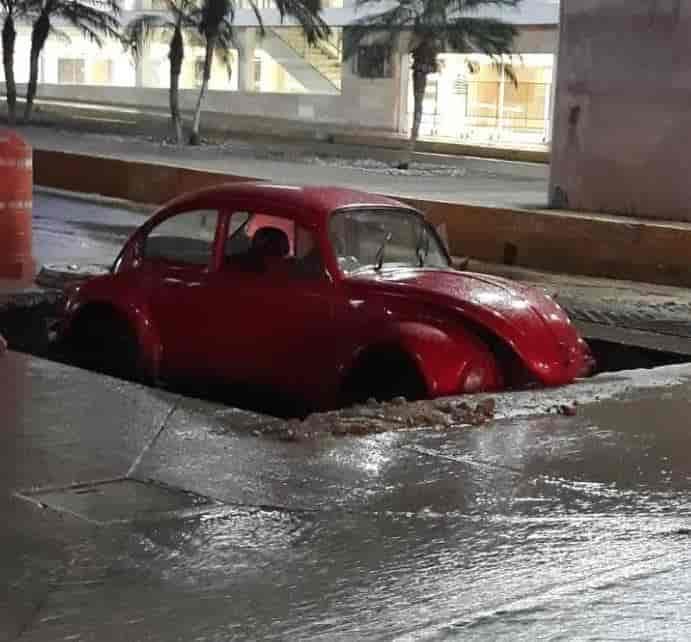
[453,74,468,96]
[58,59,85,84]
[92,59,113,85]
[355,45,392,78]
[253,57,262,91]
[142,0,168,9]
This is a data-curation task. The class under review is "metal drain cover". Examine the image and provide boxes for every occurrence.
[16,478,215,525]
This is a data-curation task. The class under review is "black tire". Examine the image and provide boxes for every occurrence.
[342,347,428,406]
[66,309,144,383]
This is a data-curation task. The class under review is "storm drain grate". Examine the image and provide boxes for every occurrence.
[15,478,217,525]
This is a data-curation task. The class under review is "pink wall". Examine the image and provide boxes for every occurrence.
[549,0,691,221]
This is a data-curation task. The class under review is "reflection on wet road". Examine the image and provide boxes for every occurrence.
[3,352,691,640]
[33,191,149,267]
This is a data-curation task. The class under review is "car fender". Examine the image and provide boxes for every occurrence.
[359,321,502,397]
[64,280,163,380]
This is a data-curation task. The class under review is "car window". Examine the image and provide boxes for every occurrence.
[224,211,254,259]
[225,212,296,260]
[330,208,450,274]
[145,209,219,266]
[224,212,323,278]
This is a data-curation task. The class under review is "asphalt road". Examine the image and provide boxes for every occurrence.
[33,191,149,267]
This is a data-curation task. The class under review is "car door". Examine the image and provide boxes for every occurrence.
[139,207,221,379]
[204,211,338,405]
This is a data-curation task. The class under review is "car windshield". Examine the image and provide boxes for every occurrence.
[329,208,450,275]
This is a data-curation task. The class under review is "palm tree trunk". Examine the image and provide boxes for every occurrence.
[168,24,184,144]
[398,67,427,170]
[24,13,50,123]
[189,38,214,146]
[1,15,17,126]
[170,72,183,144]
[410,68,427,153]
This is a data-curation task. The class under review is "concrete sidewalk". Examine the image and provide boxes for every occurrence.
[3,350,691,639]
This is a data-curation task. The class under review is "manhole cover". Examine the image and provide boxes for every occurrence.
[16,478,216,525]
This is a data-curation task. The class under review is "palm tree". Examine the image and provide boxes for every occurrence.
[188,0,239,145]
[344,0,520,167]
[24,0,121,122]
[124,0,197,144]
[188,0,330,145]
[1,0,27,124]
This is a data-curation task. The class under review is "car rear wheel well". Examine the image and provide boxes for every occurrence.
[341,344,428,406]
[69,302,127,331]
[65,303,144,382]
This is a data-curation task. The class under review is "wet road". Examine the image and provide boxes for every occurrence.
[33,191,149,268]
[3,349,691,640]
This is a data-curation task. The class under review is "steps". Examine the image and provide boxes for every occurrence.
[272,27,342,89]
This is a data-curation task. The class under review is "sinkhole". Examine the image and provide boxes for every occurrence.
[2,301,690,419]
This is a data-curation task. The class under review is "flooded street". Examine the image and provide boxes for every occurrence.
[3,351,691,640]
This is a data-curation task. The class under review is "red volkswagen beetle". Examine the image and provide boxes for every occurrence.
[59,183,593,412]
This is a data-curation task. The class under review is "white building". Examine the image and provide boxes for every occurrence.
[1,0,559,147]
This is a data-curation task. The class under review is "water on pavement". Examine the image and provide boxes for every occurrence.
[3,350,691,640]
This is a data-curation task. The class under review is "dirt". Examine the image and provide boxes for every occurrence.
[250,397,497,442]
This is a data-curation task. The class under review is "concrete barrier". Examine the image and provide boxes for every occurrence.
[33,149,264,206]
[415,200,691,287]
[32,148,691,288]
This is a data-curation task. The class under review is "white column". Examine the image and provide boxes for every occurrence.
[496,59,506,141]
[134,0,146,87]
[236,28,257,92]
[394,33,412,134]
[546,51,558,144]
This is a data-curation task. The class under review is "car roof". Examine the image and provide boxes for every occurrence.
[159,182,419,226]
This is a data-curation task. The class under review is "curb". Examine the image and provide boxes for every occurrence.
[35,185,156,215]
[35,263,110,290]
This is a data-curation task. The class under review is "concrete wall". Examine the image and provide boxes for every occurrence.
[549,0,691,221]
[12,82,399,132]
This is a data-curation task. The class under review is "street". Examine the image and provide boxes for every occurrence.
[3,351,691,640]
[3,1,691,637]
[33,191,148,267]
[24,126,549,209]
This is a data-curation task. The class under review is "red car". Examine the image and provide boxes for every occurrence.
[60,182,593,413]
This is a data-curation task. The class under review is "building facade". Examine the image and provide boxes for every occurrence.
[1,0,559,147]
